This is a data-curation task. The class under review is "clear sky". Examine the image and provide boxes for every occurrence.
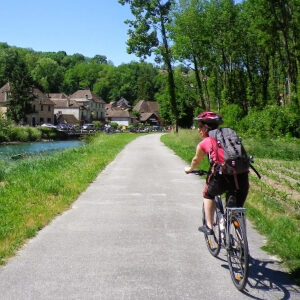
[0,0,139,66]
[0,0,243,66]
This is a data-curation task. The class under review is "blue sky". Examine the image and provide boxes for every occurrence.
[0,0,243,66]
[0,0,138,66]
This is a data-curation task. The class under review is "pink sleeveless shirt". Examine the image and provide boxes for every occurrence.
[198,136,224,164]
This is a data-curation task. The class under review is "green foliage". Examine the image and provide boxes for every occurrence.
[243,137,300,160]
[161,129,209,170]
[1,48,35,123]
[220,104,245,130]
[31,57,64,92]
[92,121,102,129]
[0,114,12,142]
[110,122,119,129]
[239,104,299,138]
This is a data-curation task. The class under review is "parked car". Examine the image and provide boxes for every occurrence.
[41,123,57,129]
[82,124,95,131]
[57,123,68,131]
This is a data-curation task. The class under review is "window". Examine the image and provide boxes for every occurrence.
[48,105,51,111]
[47,118,51,123]
[40,118,44,123]
[41,105,44,111]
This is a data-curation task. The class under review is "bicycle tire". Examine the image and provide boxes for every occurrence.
[202,203,221,257]
[227,215,249,291]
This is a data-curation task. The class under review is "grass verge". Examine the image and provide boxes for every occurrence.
[161,130,300,284]
[0,133,138,264]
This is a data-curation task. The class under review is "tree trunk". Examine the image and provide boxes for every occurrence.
[192,55,206,109]
[159,8,178,132]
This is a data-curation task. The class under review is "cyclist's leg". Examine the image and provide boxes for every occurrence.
[202,174,227,230]
[203,198,215,229]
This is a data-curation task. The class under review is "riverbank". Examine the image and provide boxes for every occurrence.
[0,133,139,264]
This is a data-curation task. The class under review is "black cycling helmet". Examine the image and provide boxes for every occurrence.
[194,111,223,125]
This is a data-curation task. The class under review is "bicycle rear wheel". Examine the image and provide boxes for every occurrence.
[202,203,221,257]
[227,215,249,291]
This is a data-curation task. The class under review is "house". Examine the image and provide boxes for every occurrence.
[70,89,106,122]
[105,98,135,126]
[0,83,55,126]
[105,108,136,127]
[0,83,9,116]
[133,100,161,125]
[49,93,83,124]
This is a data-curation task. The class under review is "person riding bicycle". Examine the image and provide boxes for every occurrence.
[185,111,249,235]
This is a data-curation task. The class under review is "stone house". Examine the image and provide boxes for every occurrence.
[69,89,106,123]
[49,93,83,124]
[0,83,55,126]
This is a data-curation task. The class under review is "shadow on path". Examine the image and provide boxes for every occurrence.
[244,257,298,299]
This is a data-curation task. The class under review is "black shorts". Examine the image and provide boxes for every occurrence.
[203,172,249,207]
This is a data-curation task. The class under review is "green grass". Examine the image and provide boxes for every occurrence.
[0,133,139,264]
[161,129,300,284]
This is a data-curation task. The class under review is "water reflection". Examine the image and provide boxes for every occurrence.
[0,140,84,160]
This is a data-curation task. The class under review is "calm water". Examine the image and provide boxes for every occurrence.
[0,140,84,160]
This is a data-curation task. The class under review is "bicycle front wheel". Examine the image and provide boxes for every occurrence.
[202,203,221,257]
[227,216,249,291]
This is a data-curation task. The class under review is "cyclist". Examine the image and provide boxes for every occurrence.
[184,111,249,235]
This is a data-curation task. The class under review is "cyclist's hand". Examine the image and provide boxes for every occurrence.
[184,166,192,174]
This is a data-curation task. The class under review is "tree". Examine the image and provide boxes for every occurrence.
[31,57,64,92]
[1,49,35,123]
[119,0,179,131]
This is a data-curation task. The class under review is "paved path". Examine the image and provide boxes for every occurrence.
[0,134,298,299]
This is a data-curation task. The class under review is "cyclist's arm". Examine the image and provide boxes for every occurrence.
[185,144,206,173]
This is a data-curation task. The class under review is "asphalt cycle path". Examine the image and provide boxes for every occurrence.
[0,134,298,299]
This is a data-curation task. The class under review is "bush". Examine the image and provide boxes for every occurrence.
[37,126,56,139]
[0,132,9,143]
[26,127,41,141]
[239,104,299,138]
[110,122,118,129]
[92,121,102,129]
[220,104,245,130]
[8,126,29,142]
[0,114,12,142]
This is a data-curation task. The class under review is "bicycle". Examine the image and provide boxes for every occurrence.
[191,170,249,291]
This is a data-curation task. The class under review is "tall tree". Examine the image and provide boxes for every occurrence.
[1,49,35,123]
[119,0,179,132]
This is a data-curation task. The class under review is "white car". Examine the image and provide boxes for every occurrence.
[82,124,95,131]
[41,123,57,129]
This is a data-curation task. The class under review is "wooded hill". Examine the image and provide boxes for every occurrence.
[0,0,299,136]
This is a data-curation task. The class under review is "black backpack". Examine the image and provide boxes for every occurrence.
[208,127,250,175]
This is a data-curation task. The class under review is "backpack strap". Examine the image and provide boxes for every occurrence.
[250,163,261,179]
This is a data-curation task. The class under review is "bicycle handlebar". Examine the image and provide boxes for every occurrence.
[190,170,209,176]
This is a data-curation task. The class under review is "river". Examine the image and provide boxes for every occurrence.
[0,140,84,160]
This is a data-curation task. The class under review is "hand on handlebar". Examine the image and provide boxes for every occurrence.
[184,166,192,174]
[185,169,209,176]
